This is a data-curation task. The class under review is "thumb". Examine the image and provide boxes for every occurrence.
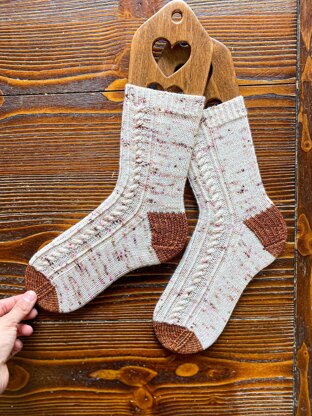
[6,291,37,324]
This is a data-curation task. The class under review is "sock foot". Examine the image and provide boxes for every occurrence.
[25,265,59,312]
[153,321,203,354]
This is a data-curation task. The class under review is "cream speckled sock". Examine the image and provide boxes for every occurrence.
[153,96,287,354]
[25,84,205,313]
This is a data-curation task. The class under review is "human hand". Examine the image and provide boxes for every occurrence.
[0,291,37,394]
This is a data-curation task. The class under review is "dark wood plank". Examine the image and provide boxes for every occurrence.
[0,0,296,95]
[0,0,297,414]
[296,0,312,414]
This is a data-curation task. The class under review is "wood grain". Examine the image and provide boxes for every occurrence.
[0,0,296,95]
[0,0,296,415]
[296,0,312,413]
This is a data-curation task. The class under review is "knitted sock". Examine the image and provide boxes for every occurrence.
[25,84,205,313]
[153,96,287,354]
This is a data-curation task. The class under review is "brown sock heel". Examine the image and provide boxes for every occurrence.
[244,205,287,257]
[148,212,188,262]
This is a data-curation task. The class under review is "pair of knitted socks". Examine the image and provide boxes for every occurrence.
[25,84,287,354]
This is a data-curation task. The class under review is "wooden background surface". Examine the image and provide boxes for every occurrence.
[0,0,298,414]
[297,0,312,414]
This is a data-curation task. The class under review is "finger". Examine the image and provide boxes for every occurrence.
[23,308,38,321]
[0,294,24,317]
[17,323,33,337]
[10,339,23,357]
[6,291,37,324]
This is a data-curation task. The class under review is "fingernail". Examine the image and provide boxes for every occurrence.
[23,290,37,302]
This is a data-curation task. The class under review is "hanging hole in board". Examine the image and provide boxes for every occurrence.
[172,9,183,23]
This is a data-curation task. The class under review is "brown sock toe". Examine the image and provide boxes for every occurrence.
[153,321,203,354]
[25,265,60,312]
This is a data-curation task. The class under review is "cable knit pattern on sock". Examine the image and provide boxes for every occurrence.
[153,96,287,353]
[25,84,205,312]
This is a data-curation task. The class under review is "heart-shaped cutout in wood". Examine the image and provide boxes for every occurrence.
[152,38,191,78]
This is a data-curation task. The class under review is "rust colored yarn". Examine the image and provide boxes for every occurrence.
[148,212,188,262]
[244,205,287,257]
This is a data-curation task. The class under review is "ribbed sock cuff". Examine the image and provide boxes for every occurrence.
[202,96,247,128]
[125,83,205,117]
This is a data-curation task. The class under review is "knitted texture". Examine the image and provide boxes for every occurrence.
[153,96,287,354]
[25,84,205,313]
